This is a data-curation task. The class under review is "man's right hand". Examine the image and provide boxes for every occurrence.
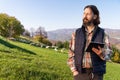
[73,70,79,76]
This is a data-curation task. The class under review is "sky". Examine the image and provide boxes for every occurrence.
[0,0,120,31]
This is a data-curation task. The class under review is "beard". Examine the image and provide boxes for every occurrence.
[83,18,93,26]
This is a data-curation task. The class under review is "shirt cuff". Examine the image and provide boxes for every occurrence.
[71,67,77,72]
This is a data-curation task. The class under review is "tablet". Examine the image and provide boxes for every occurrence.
[86,42,105,52]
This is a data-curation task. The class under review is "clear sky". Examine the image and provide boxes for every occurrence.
[0,0,120,31]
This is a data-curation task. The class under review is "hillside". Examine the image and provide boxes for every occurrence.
[0,37,71,80]
[0,37,120,80]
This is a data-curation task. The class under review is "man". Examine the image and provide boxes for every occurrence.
[67,5,111,80]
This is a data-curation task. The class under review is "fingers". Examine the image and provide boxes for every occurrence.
[73,70,79,76]
[92,46,102,55]
[92,47,97,53]
[92,46,105,60]
[98,46,102,50]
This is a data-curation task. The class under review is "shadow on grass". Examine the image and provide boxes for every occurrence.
[0,39,36,55]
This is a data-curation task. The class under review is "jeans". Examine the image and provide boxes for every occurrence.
[74,69,103,80]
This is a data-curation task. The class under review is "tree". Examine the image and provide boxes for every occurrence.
[38,36,44,42]
[30,27,35,37]
[111,46,120,63]
[42,38,52,46]
[23,29,30,37]
[35,26,47,38]
[63,41,69,49]
[33,26,52,46]
[0,13,9,37]
[56,41,64,48]
[0,13,25,38]
[113,51,119,62]
[10,18,24,37]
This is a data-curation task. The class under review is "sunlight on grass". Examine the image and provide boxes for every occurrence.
[0,38,119,80]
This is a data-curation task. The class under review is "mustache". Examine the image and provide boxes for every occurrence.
[83,18,88,21]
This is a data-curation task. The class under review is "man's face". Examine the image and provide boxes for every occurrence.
[83,8,95,26]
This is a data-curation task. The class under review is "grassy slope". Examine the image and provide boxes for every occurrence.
[0,38,72,80]
[0,37,120,80]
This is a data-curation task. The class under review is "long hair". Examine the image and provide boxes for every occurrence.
[84,5,100,26]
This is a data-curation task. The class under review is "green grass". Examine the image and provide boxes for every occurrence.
[105,62,120,80]
[0,37,120,80]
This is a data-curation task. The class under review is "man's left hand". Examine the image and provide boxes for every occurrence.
[92,46,102,55]
[92,46,105,60]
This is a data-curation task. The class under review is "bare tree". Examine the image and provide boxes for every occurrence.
[35,26,47,38]
[30,27,35,37]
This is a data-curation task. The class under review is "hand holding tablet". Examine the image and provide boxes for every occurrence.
[86,42,105,52]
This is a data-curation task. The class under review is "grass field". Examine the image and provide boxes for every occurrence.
[0,37,120,80]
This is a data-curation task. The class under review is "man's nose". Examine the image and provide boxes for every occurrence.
[83,14,87,19]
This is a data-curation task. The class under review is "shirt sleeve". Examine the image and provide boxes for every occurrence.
[103,31,113,61]
[67,32,77,72]
[98,31,112,60]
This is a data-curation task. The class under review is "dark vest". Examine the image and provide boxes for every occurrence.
[74,26,106,75]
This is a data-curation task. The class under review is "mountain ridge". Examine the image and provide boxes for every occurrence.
[47,28,120,49]
[48,28,120,41]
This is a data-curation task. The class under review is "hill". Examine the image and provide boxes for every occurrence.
[0,37,120,80]
[0,37,71,80]
[47,28,76,41]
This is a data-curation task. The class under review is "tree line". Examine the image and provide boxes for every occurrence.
[0,13,69,49]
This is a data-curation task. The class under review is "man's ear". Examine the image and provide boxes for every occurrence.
[93,15,97,19]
